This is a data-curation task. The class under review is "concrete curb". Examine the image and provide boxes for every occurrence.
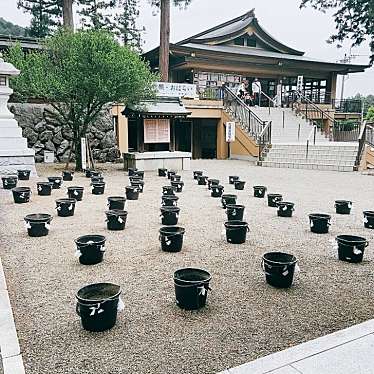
[0,258,25,374]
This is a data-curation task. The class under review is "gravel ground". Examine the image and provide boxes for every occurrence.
[1,160,374,374]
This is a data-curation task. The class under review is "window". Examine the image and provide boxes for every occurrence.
[246,36,256,47]
[0,76,6,86]
[234,37,245,46]
[233,35,257,47]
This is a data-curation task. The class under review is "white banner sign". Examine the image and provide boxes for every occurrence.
[226,122,236,142]
[156,82,197,99]
[297,75,304,92]
[144,119,170,143]
[81,137,87,170]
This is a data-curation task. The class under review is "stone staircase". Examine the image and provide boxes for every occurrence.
[250,106,359,171]
[262,144,358,171]
[251,107,329,144]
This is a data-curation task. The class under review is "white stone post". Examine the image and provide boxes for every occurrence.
[0,54,36,176]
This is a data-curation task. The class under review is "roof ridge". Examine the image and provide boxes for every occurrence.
[175,9,255,46]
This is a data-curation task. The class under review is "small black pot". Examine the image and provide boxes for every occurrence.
[2,176,18,190]
[91,182,105,195]
[37,182,53,196]
[105,210,128,231]
[62,170,74,181]
[12,187,31,203]
[17,170,31,180]
[158,168,167,177]
[56,198,76,217]
[234,180,246,190]
[277,202,295,217]
[171,181,184,193]
[229,176,239,184]
[48,176,63,189]
[67,186,84,201]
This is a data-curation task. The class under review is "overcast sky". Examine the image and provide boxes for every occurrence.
[2,0,373,97]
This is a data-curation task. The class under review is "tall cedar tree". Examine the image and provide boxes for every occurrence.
[62,0,74,29]
[115,0,144,50]
[300,0,374,64]
[17,0,62,37]
[77,0,116,30]
[149,0,193,81]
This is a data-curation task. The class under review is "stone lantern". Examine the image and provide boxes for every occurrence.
[0,53,36,176]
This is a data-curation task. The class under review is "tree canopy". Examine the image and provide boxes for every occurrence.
[17,0,62,37]
[300,0,374,64]
[17,0,144,49]
[6,29,157,169]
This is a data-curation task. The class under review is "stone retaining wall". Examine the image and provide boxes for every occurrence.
[9,103,120,163]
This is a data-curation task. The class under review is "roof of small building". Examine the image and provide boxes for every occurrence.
[123,97,191,118]
[0,34,42,51]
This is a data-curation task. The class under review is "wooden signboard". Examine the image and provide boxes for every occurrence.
[144,119,170,143]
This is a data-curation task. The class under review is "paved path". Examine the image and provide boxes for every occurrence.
[219,319,374,373]
[1,161,374,374]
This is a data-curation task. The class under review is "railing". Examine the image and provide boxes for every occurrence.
[332,120,361,142]
[199,86,224,100]
[332,99,362,114]
[284,91,332,106]
[354,121,374,169]
[222,85,271,148]
[292,90,336,124]
[306,125,317,160]
[365,123,374,146]
[258,121,272,160]
[259,91,277,115]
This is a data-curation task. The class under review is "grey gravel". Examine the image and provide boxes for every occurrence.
[1,160,374,374]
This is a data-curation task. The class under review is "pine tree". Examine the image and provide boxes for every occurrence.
[77,0,117,30]
[17,0,62,38]
[114,0,144,50]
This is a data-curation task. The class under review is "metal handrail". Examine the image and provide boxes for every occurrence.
[259,91,277,115]
[306,125,317,160]
[355,121,367,170]
[294,90,335,123]
[259,120,272,138]
[259,121,272,161]
[224,86,264,123]
[223,86,270,143]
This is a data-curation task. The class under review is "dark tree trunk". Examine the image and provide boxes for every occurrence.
[74,133,82,171]
[63,0,74,30]
[159,0,170,82]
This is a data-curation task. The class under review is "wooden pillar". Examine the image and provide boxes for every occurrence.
[169,119,175,151]
[192,119,201,159]
[217,116,228,159]
[137,118,144,153]
[327,72,337,103]
[159,0,170,82]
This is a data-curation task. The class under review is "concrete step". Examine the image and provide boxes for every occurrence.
[267,150,358,157]
[270,144,358,150]
[261,161,354,172]
[265,157,355,166]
